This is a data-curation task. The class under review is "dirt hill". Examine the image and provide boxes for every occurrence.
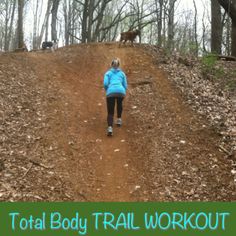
[0,43,235,201]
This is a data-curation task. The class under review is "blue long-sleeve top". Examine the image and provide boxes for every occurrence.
[103,68,127,97]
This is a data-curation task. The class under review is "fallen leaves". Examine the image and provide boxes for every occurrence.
[0,54,74,201]
[127,45,236,201]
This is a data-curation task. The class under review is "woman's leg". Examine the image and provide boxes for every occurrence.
[106,97,115,126]
[117,97,124,118]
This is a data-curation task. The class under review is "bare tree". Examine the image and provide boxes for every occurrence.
[193,0,198,55]
[218,0,236,56]
[211,0,222,54]
[63,0,70,45]
[155,0,164,46]
[51,0,60,42]
[167,0,177,50]
[17,0,24,48]
[32,0,40,49]
[38,0,53,45]
[81,0,89,43]
[2,0,17,51]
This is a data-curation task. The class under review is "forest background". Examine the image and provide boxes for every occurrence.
[0,0,235,57]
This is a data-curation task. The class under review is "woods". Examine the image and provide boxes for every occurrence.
[0,0,235,56]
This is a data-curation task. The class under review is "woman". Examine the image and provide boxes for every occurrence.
[103,58,128,136]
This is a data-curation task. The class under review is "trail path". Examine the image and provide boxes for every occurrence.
[26,43,235,201]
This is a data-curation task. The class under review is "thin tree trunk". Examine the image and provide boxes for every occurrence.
[70,0,76,44]
[17,0,24,48]
[68,0,72,44]
[202,9,207,53]
[4,1,10,51]
[167,0,176,50]
[193,0,198,55]
[217,0,236,56]
[157,0,163,46]
[87,0,94,42]
[63,0,69,45]
[232,20,236,56]
[7,0,17,51]
[39,0,52,45]
[45,0,53,41]
[36,0,43,48]
[92,1,107,42]
[33,0,39,49]
[211,0,222,54]
[51,0,60,42]
[226,16,231,55]
[82,0,89,43]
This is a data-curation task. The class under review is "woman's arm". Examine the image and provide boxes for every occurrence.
[122,73,128,90]
[103,72,110,90]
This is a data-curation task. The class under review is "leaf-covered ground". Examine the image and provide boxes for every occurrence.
[0,43,235,202]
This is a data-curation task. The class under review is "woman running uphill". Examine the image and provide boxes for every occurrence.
[104,58,128,136]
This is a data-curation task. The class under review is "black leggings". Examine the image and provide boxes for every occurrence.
[106,97,124,126]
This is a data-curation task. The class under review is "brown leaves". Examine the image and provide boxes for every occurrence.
[153,48,236,157]
[0,54,73,201]
[126,45,236,201]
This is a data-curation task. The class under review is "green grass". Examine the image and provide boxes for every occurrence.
[201,54,226,80]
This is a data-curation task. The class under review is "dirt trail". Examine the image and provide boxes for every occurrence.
[25,43,235,201]
[28,44,141,201]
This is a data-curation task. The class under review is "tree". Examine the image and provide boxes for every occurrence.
[193,0,198,55]
[38,0,53,45]
[2,0,17,51]
[167,0,177,50]
[32,0,40,49]
[17,0,24,48]
[81,0,89,43]
[211,0,222,54]
[218,0,236,56]
[81,0,114,43]
[51,0,60,42]
[155,0,164,46]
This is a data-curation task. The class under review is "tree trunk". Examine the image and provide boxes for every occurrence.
[163,1,167,47]
[7,0,17,51]
[45,0,53,41]
[92,0,108,42]
[17,0,24,48]
[70,0,76,44]
[167,0,176,50]
[38,0,52,46]
[63,0,69,45]
[33,0,40,49]
[154,0,164,45]
[4,1,10,51]
[157,0,163,46]
[51,0,60,42]
[232,20,236,56]
[193,0,198,55]
[211,0,222,54]
[218,0,236,56]
[82,0,89,43]
[87,0,94,42]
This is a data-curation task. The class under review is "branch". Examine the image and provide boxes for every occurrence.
[74,0,85,6]
[68,32,82,42]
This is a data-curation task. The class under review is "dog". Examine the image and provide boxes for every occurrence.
[42,40,58,51]
[119,29,141,46]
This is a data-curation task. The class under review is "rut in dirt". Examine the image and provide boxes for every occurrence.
[29,43,236,201]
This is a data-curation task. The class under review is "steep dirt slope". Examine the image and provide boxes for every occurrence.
[1,43,235,201]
